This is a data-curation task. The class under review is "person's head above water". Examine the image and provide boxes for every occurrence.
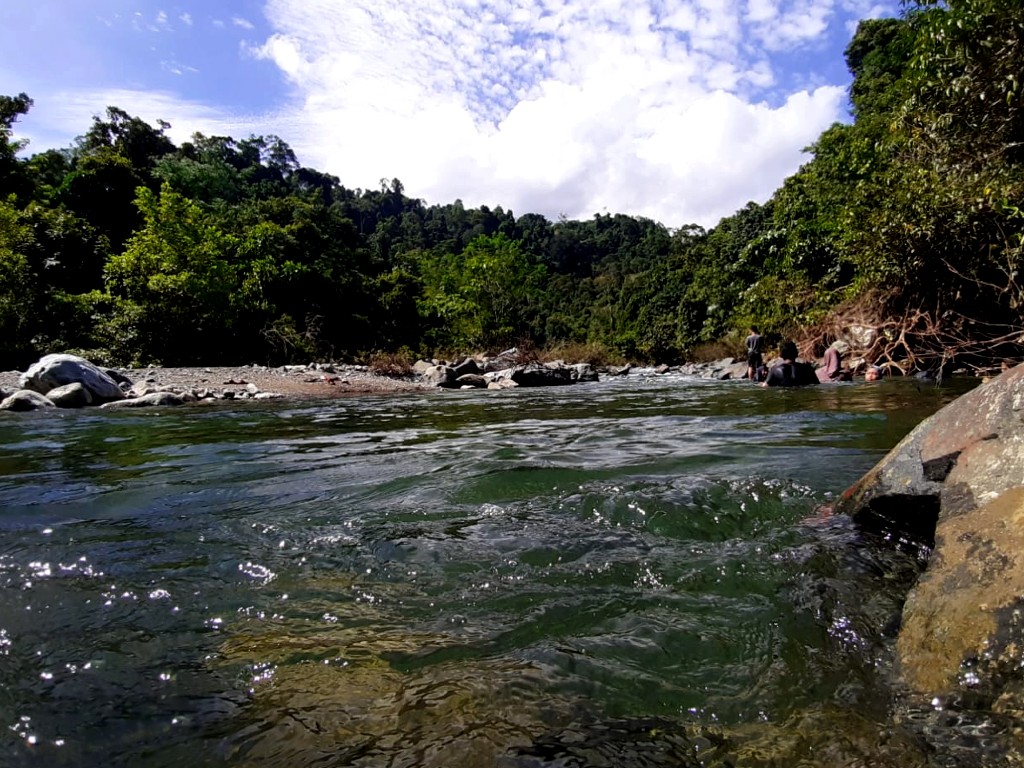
[779,340,798,361]
[865,365,883,381]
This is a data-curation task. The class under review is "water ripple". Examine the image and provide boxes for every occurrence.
[0,376,985,766]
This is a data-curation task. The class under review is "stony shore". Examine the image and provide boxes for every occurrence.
[0,364,431,401]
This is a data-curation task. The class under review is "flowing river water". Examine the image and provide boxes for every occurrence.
[0,373,993,766]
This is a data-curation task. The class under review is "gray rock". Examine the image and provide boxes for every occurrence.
[19,354,124,403]
[835,364,1024,706]
[455,373,487,388]
[452,357,483,377]
[487,379,518,390]
[128,382,160,398]
[100,392,186,408]
[412,359,437,375]
[509,363,573,387]
[0,389,57,411]
[570,363,599,382]
[47,382,93,408]
[422,365,458,388]
[103,368,134,387]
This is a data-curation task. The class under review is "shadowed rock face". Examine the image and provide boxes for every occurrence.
[834,365,1024,708]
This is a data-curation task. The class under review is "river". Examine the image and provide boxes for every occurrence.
[0,373,987,766]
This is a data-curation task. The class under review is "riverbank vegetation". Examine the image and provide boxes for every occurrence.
[1,0,1022,374]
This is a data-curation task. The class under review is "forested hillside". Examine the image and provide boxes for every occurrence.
[1,0,1022,372]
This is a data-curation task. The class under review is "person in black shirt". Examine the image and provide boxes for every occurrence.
[763,340,818,387]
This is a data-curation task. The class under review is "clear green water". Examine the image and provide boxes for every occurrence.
[0,374,985,766]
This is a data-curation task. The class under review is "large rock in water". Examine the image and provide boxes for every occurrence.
[834,364,1024,706]
[19,354,125,403]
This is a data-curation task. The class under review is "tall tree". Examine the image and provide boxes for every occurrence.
[103,184,237,364]
[419,233,546,350]
[0,93,34,202]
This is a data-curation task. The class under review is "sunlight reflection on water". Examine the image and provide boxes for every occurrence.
[0,375,987,766]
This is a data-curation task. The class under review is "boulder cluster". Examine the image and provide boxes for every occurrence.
[414,352,750,390]
[0,354,284,412]
[414,355,600,389]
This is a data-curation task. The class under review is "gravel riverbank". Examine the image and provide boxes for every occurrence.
[0,364,431,401]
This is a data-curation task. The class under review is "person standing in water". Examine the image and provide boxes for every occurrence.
[745,326,764,382]
[763,340,819,387]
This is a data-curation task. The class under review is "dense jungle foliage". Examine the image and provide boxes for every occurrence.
[1,0,1023,371]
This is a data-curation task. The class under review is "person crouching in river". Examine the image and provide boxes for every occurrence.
[762,341,819,387]
[817,340,853,382]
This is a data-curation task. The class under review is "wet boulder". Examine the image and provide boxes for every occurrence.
[834,364,1024,703]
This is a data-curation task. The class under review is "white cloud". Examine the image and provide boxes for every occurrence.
[10,0,889,228]
[161,60,200,76]
[233,16,256,30]
[247,0,853,226]
[13,88,266,156]
[180,13,193,26]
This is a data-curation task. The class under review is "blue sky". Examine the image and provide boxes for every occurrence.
[0,0,898,228]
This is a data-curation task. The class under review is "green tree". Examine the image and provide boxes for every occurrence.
[0,196,37,366]
[420,233,546,350]
[0,93,34,202]
[103,184,237,364]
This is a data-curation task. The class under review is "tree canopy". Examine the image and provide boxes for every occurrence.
[1,0,1022,372]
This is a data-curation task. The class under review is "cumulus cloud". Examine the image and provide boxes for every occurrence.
[9,0,893,228]
[248,0,854,226]
[14,88,266,156]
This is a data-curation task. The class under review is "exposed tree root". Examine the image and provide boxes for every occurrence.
[799,289,1024,377]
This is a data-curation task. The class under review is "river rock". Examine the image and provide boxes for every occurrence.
[19,354,125,403]
[834,364,1024,704]
[422,364,458,388]
[570,363,599,382]
[509,363,573,387]
[47,382,93,408]
[451,357,483,377]
[0,389,57,411]
[455,373,487,388]
[100,392,186,408]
